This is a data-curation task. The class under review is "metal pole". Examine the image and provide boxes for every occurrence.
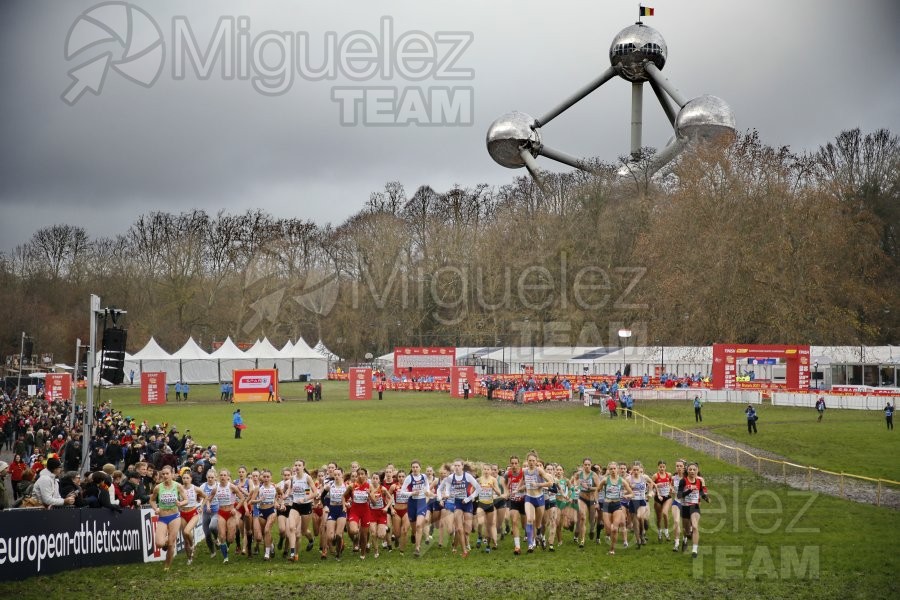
[538,145,599,173]
[16,331,25,397]
[644,62,687,107]
[519,148,549,193]
[648,77,678,126]
[631,82,643,158]
[537,66,618,127]
[661,345,665,378]
[82,294,100,475]
[72,338,81,429]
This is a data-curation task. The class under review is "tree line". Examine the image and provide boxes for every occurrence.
[1,128,897,365]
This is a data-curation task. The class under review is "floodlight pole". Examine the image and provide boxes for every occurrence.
[72,338,81,430]
[82,294,101,475]
[16,331,25,397]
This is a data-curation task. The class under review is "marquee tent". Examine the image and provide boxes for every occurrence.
[209,337,255,382]
[170,337,218,383]
[287,337,328,380]
[125,338,175,381]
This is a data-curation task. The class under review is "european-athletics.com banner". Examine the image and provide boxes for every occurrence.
[0,508,145,581]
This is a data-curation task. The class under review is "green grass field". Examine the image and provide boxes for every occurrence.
[6,384,899,599]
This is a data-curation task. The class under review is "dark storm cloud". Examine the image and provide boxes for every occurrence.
[1,0,898,251]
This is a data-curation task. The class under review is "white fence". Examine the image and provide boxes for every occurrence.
[629,389,763,404]
[772,392,894,410]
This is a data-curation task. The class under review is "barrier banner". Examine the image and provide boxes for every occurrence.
[384,381,451,392]
[45,373,72,402]
[492,389,570,403]
[328,372,349,381]
[831,385,900,397]
[139,508,204,563]
[349,368,372,400]
[450,366,476,398]
[140,372,166,405]
[232,369,277,403]
[0,507,144,581]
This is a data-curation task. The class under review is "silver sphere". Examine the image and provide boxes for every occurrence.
[486,111,542,169]
[609,23,667,82]
[675,95,736,143]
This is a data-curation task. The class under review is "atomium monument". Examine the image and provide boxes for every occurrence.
[487,21,736,186]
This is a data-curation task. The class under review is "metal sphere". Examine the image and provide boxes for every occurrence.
[675,95,736,143]
[486,111,542,169]
[609,24,667,82]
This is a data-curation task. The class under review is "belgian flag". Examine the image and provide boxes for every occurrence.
[639,6,655,17]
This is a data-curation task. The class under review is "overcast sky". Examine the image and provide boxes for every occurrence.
[1,0,898,253]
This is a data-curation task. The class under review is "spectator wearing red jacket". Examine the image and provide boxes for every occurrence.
[8,453,27,500]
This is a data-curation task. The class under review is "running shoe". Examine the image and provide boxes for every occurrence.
[514,546,521,555]
[623,540,629,548]
[210,551,217,559]
[527,545,535,553]
[223,557,229,564]
[476,538,482,548]
[414,548,421,558]
[549,545,555,552]
[485,546,491,554]
[692,551,698,559]
[306,540,315,552]
[657,531,662,542]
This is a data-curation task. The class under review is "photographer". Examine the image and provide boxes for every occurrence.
[58,471,85,508]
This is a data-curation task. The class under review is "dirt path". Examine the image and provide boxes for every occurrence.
[660,427,900,509]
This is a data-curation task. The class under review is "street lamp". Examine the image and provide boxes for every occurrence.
[618,328,632,375]
[655,338,664,379]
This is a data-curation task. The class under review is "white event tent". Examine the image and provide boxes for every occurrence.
[123,336,327,384]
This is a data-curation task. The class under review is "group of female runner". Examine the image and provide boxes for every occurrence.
[147,452,710,569]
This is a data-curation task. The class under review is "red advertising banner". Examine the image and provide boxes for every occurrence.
[45,373,72,402]
[232,369,278,403]
[492,389,571,403]
[394,347,456,379]
[141,372,166,405]
[450,366,476,398]
[349,368,372,400]
[712,344,810,391]
[831,385,900,396]
[328,372,349,381]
